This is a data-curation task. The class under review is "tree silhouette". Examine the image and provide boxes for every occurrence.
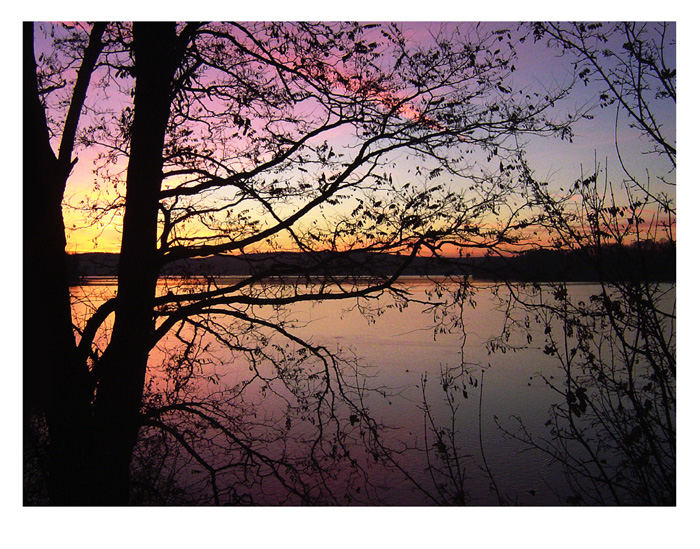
[489,22,675,504]
[24,21,577,505]
[24,21,107,504]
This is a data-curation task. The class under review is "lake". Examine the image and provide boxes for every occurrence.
[71,277,675,505]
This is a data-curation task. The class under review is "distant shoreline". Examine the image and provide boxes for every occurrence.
[71,275,647,288]
[65,243,675,285]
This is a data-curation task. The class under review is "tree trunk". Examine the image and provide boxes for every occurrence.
[91,22,180,505]
[23,22,97,505]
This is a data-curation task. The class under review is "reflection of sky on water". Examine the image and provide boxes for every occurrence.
[286,284,563,503]
[69,280,569,503]
[70,278,674,504]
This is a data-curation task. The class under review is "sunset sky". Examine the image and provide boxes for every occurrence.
[31,21,675,255]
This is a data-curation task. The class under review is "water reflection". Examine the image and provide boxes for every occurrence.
[69,278,675,505]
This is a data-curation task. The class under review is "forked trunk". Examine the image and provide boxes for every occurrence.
[23,22,96,505]
[90,22,180,505]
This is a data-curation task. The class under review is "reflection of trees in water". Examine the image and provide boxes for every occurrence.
[412,279,674,506]
[492,281,675,505]
[113,276,505,505]
[75,277,466,505]
[35,274,674,506]
[131,277,675,506]
[503,21,675,505]
[419,22,676,506]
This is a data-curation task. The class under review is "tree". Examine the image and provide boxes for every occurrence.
[487,22,675,504]
[25,21,575,504]
[24,21,107,504]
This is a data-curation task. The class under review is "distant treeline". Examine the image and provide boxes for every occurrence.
[67,241,675,283]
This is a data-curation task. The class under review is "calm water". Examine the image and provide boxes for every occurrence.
[71,278,674,505]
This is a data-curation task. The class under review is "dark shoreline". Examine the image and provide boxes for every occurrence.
[66,242,675,284]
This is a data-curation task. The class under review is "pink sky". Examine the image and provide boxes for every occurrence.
[46,22,674,254]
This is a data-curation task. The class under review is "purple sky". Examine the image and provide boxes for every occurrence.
[31,21,675,252]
